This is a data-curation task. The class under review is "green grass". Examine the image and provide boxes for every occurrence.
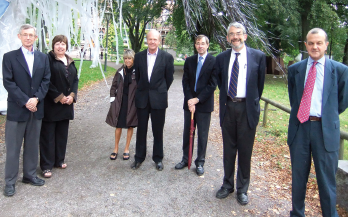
[174,60,185,66]
[260,74,348,159]
[75,60,116,90]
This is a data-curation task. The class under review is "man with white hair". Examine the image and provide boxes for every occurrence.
[2,24,51,196]
[131,29,174,171]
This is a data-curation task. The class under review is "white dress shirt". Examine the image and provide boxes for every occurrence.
[228,46,247,98]
[21,46,35,77]
[305,56,325,117]
[147,48,158,81]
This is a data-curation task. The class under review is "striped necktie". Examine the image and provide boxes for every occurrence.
[228,53,240,98]
[195,56,203,92]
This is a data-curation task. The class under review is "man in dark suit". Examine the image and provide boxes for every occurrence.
[174,35,216,176]
[214,22,266,205]
[2,24,51,196]
[288,28,348,217]
[131,29,174,171]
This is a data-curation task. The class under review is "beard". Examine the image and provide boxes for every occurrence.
[230,40,244,50]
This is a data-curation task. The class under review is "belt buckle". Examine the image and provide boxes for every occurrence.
[231,98,237,102]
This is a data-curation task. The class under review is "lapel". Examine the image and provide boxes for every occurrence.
[150,49,163,83]
[198,54,210,80]
[322,58,334,108]
[246,47,252,85]
[16,48,31,77]
[32,50,40,78]
[192,54,198,78]
[223,49,232,92]
[295,59,308,105]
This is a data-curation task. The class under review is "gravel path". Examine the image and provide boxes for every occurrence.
[0,63,293,216]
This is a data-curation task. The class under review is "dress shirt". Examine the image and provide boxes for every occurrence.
[304,56,325,117]
[228,46,247,98]
[147,48,158,82]
[21,46,34,77]
[197,52,208,65]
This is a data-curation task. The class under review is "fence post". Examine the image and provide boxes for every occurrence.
[339,138,344,160]
[263,101,269,127]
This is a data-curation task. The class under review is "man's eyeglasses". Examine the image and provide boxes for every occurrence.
[228,33,244,37]
[21,34,36,38]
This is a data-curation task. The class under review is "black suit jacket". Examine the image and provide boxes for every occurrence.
[134,49,174,109]
[215,47,266,128]
[288,58,348,151]
[182,53,217,112]
[2,48,51,121]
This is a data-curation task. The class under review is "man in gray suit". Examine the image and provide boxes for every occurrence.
[2,24,51,196]
[288,28,348,217]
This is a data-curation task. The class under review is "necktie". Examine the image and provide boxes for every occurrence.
[228,53,240,98]
[297,61,318,123]
[195,56,203,92]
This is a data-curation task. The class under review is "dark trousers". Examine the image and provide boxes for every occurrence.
[135,102,166,163]
[221,100,256,193]
[40,120,70,170]
[289,121,338,217]
[5,114,42,185]
[182,110,211,166]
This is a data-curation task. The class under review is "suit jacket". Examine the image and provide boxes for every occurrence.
[215,47,266,128]
[182,53,217,113]
[134,49,174,109]
[2,48,51,121]
[287,58,348,151]
[43,51,79,121]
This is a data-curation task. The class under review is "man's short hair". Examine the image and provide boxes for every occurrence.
[147,29,161,41]
[227,22,247,35]
[18,24,37,35]
[195,35,209,44]
[52,35,69,50]
[306,28,328,42]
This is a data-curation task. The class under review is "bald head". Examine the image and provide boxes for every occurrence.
[306,28,328,42]
[147,29,161,54]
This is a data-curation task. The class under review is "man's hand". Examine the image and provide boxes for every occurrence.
[189,104,195,113]
[65,96,74,105]
[59,96,68,104]
[187,97,199,107]
[25,98,38,112]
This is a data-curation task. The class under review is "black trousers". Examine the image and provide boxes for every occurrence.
[135,102,166,163]
[221,100,256,193]
[182,110,211,166]
[289,121,338,217]
[40,119,70,170]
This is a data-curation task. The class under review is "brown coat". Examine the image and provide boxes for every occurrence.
[105,66,138,127]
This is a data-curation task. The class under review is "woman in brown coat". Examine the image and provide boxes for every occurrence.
[106,49,137,160]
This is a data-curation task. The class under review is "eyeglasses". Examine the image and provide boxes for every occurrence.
[228,33,244,37]
[21,34,36,38]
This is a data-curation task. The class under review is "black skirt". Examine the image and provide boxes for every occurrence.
[116,93,128,128]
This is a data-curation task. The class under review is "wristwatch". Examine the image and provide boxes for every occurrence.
[36,97,39,102]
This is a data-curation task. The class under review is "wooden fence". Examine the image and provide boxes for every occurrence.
[261,96,348,160]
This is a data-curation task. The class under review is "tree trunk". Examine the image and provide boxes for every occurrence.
[343,32,348,66]
[300,1,312,60]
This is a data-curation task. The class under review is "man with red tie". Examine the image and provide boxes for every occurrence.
[287,28,348,217]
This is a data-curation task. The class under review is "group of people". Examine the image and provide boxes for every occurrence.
[2,24,78,196]
[2,21,348,217]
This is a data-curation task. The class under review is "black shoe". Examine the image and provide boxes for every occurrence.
[175,161,188,170]
[156,162,164,171]
[237,193,249,205]
[216,187,234,199]
[22,176,45,186]
[196,165,204,176]
[4,184,15,197]
[131,161,142,170]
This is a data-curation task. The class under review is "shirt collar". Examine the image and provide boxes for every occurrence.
[21,46,34,55]
[147,48,158,56]
[232,45,246,56]
[198,52,208,61]
[308,56,325,66]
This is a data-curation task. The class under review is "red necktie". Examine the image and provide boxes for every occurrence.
[297,62,318,123]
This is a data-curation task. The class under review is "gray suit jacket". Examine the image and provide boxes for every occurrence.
[287,58,348,151]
